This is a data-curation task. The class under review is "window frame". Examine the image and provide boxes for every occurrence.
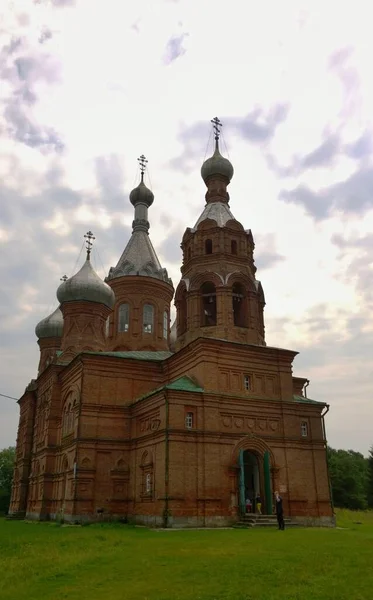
[118,303,130,333]
[143,304,154,334]
[163,310,168,339]
[244,375,251,391]
[301,421,308,438]
[185,412,194,429]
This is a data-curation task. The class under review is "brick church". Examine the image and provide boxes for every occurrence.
[9,119,333,527]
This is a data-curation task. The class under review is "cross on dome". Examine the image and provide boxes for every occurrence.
[211,117,223,141]
[84,230,95,259]
[137,154,148,180]
[60,275,68,282]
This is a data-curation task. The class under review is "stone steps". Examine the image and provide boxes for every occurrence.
[234,514,301,529]
[6,512,26,521]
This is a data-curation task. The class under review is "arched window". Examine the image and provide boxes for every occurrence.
[105,316,110,337]
[118,303,129,332]
[178,290,187,336]
[205,239,212,254]
[232,283,248,327]
[231,240,237,255]
[143,304,154,334]
[163,311,168,339]
[201,282,217,326]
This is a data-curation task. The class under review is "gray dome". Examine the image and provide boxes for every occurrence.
[57,259,115,309]
[35,307,64,339]
[201,142,234,184]
[130,179,154,208]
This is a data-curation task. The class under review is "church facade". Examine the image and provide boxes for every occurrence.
[9,123,334,527]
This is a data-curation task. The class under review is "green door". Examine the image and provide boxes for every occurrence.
[238,450,246,516]
[264,451,272,514]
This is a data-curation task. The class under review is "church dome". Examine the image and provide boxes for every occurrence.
[57,259,115,309]
[35,306,64,339]
[201,141,234,184]
[130,179,154,208]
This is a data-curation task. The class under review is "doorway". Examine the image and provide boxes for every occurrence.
[238,449,272,515]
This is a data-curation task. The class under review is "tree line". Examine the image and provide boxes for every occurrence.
[1,445,373,513]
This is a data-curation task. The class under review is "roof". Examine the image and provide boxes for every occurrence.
[84,350,173,361]
[293,394,326,406]
[106,229,172,284]
[133,376,204,403]
[192,202,236,231]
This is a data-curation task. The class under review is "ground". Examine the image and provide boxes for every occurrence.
[0,510,372,600]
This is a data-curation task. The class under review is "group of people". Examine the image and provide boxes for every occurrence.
[245,491,285,530]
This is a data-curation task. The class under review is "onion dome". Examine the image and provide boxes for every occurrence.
[35,307,64,339]
[130,178,154,208]
[201,140,234,185]
[57,258,115,309]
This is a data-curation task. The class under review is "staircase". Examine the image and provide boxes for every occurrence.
[234,514,300,529]
[6,512,26,521]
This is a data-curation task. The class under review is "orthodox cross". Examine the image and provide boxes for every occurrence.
[211,117,223,141]
[137,154,148,179]
[84,230,95,259]
[60,275,68,282]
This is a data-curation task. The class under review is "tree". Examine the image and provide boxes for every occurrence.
[368,445,373,508]
[327,447,369,510]
[0,446,16,513]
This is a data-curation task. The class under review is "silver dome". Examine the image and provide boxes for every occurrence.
[130,179,154,208]
[57,259,115,309]
[201,142,234,184]
[35,306,64,339]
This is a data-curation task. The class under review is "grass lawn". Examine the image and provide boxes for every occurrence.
[0,510,372,600]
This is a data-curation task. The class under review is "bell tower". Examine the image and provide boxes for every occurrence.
[174,117,266,351]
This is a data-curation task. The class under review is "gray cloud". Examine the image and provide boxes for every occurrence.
[280,165,373,220]
[267,307,373,454]
[170,105,289,174]
[332,233,373,304]
[0,39,64,153]
[163,34,188,65]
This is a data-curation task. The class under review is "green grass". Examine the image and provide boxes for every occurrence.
[0,510,372,600]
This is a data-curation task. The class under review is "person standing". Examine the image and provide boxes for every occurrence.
[255,493,262,514]
[275,491,285,530]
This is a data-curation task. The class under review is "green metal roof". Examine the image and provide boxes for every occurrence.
[133,376,204,404]
[83,350,173,361]
[293,394,325,406]
[165,376,203,393]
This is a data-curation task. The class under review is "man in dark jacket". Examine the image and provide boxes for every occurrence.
[275,491,285,530]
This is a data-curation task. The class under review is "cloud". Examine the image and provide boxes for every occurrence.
[280,165,373,220]
[332,233,373,304]
[254,233,284,271]
[163,34,188,65]
[170,105,289,173]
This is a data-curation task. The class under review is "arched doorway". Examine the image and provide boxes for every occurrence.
[238,449,272,516]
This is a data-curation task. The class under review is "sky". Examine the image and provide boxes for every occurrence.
[0,0,372,455]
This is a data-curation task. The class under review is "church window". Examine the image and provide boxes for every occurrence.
[244,375,251,391]
[143,304,154,334]
[232,283,248,327]
[163,311,168,339]
[205,239,213,254]
[118,303,129,332]
[105,316,110,337]
[145,473,152,494]
[201,282,217,327]
[231,240,237,255]
[185,412,194,429]
[178,290,187,336]
[301,421,308,437]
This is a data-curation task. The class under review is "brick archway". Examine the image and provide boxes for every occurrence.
[230,434,275,467]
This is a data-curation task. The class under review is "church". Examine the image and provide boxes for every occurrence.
[9,119,334,527]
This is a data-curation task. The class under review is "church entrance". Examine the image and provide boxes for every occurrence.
[238,449,272,515]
